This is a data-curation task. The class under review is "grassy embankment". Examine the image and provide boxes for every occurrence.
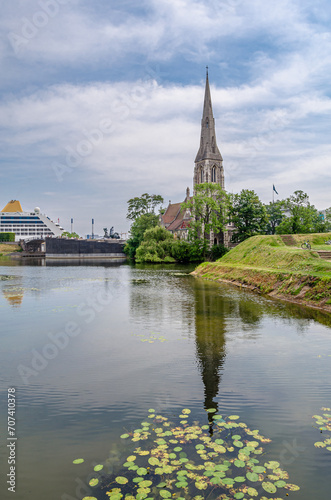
[0,243,21,259]
[193,233,331,311]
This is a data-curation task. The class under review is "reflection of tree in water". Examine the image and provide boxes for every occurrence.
[238,298,263,327]
[129,270,195,331]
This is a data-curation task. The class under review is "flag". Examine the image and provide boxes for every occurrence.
[273,184,278,195]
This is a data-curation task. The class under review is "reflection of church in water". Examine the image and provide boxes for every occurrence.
[161,69,234,246]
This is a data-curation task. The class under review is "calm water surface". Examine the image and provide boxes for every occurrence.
[0,261,331,500]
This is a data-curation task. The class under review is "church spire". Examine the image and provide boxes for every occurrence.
[194,69,224,190]
[195,68,222,163]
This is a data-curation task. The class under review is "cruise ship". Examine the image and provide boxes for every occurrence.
[0,200,64,241]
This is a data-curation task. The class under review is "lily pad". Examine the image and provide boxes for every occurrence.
[89,478,99,487]
[160,490,171,498]
[262,481,277,493]
[73,458,84,464]
[115,476,128,485]
[246,472,259,482]
[93,464,103,471]
[284,483,300,491]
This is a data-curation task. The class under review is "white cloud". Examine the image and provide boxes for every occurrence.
[1,0,331,234]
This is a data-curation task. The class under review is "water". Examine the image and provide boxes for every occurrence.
[0,261,331,500]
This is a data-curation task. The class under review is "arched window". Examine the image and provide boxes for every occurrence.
[211,166,216,182]
[206,118,209,129]
[200,169,204,183]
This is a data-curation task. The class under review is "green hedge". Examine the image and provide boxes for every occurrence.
[0,232,15,242]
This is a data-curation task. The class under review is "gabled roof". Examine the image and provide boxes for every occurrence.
[2,200,23,212]
[162,202,182,224]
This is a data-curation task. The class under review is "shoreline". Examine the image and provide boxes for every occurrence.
[191,269,331,314]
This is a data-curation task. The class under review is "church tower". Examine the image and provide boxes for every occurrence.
[194,69,224,191]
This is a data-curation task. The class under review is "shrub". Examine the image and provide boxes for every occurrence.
[0,232,15,242]
[209,243,229,261]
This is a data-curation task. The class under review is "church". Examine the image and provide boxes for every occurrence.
[160,69,234,247]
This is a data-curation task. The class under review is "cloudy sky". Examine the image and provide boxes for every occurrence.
[1,0,331,235]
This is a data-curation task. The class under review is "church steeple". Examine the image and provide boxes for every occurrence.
[194,68,224,189]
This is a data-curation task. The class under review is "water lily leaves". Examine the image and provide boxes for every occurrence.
[314,441,326,448]
[195,480,208,490]
[176,480,188,488]
[233,440,243,448]
[234,459,245,468]
[137,467,147,476]
[73,458,84,464]
[107,493,123,500]
[82,497,98,500]
[284,483,300,491]
[210,476,222,485]
[252,465,265,473]
[274,479,287,488]
[133,477,144,483]
[159,489,171,498]
[93,464,103,472]
[215,438,224,445]
[115,476,128,485]
[89,478,99,487]
[148,456,159,466]
[79,408,300,500]
[262,481,277,493]
[246,471,259,482]
[264,460,280,469]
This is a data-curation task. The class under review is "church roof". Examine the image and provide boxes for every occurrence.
[195,69,222,163]
[2,200,23,212]
[162,202,182,225]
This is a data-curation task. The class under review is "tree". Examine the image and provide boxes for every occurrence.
[275,190,323,234]
[62,231,80,239]
[126,193,164,221]
[182,183,230,245]
[135,226,174,263]
[124,213,159,259]
[265,200,284,234]
[230,189,268,242]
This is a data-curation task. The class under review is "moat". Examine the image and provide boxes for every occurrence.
[0,261,331,500]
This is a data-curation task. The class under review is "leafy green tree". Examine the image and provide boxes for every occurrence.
[182,183,230,247]
[265,200,284,234]
[230,189,268,242]
[124,213,159,259]
[62,231,80,239]
[126,193,164,221]
[135,226,174,263]
[275,190,324,234]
